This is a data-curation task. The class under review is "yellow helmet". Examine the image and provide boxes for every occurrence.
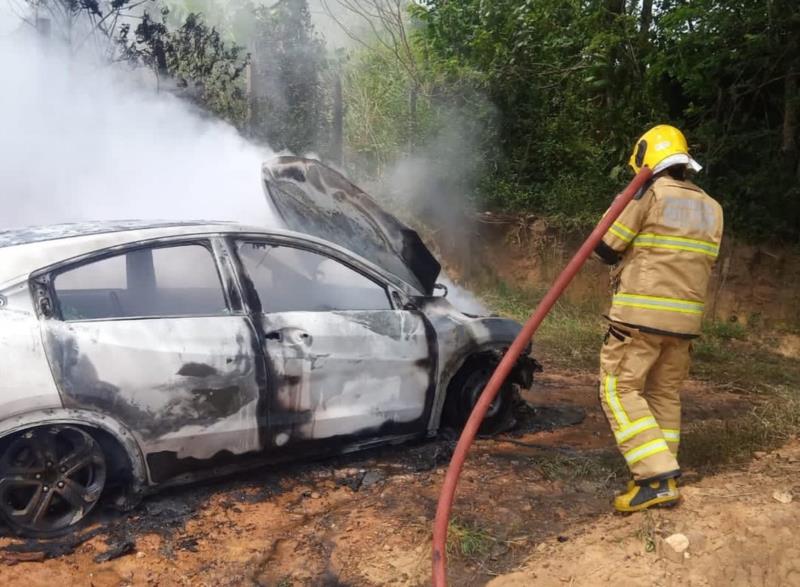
[629,124,702,174]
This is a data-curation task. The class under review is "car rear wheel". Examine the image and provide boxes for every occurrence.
[0,425,106,537]
[443,359,515,435]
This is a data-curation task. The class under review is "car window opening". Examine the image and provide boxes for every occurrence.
[236,242,391,312]
[54,244,228,320]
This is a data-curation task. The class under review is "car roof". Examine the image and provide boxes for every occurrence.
[0,220,231,248]
[0,220,419,293]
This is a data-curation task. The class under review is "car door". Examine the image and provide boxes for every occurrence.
[37,239,264,484]
[233,239,436,452]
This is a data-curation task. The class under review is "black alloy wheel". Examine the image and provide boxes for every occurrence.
[443,362,515,435]
[0,425,106,537]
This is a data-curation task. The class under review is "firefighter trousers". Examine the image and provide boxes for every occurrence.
[598,323,691,481]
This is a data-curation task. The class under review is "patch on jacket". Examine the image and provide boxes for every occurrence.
[661,197,717,232]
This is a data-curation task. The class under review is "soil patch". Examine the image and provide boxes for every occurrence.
[0,371,761,586]
[490,440,800,587]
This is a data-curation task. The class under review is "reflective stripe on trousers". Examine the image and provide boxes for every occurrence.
[604,375,671,463]
[599,329,688,480]
[662,428,680,443]
[624,438,671,466]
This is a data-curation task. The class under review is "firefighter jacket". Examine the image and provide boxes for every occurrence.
[601,175,724,336]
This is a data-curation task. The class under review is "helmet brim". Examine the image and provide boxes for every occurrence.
[652,153,703,174]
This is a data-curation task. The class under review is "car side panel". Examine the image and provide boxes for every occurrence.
[41,316,264,484]
[0,280,63,416]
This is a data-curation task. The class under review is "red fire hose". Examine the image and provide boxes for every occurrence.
[431,166,654,586]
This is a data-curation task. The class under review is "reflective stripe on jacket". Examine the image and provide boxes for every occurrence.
[601,176,724,336]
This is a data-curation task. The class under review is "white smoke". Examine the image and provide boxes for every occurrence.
[437,276,488,315]
[0,8,492,316]
[0,25,276,230]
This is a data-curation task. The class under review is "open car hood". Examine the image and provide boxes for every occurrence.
[262,157,441,294]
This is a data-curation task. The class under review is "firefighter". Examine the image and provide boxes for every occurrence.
[594,125,724,512]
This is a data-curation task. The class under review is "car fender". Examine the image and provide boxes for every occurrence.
[431,340,538,432]
[419,298,540,433]
[0,407,148,491]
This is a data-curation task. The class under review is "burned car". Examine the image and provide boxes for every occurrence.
[0,158,538,536]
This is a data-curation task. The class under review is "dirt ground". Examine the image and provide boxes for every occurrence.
[0,370,791,587]
[491,441,800,587]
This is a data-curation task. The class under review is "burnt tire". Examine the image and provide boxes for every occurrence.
[0,425,106,538]
[443,360,515,435]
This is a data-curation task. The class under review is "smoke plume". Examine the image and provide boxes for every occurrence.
[0,26,276,230]
[0,9,490,314]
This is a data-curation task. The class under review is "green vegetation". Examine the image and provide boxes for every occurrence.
[481,281,800,473]
[536,451,626,484]
[335,0,800,240]
[409,0,800,240]
[680,393,800,470]
[533,393,800,479]
[120,10,249,124]
[446,519,494,561]
[691,329,800,392]
[246,1,330,153]
[478,281,605,370]
[481,280,800,391]
[32,1,799,241]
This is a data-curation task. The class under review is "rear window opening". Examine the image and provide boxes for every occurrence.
[53,244,228,320]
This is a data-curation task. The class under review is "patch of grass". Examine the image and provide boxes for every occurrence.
[691,331,800,392]
[479,280,800,471]
[531,390,800,481]
[680,392,800,470]
[479,280,604,370]
[534,394,800,480]
[446,519,494,561]
[479,280,800,391]
[702,320,747,341]
[636,511,657,553]
[536,451,626,484]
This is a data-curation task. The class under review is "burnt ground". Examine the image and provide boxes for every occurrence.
[0,371,757,586]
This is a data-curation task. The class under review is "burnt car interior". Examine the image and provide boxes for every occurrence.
[236,241,391,312]
[54,244,228,320]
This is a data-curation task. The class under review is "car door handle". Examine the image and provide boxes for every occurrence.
[265,329,312,346]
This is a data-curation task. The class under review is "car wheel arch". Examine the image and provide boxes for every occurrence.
[442,343,534,393]
[431,343,533,432]
[0,409,148,494]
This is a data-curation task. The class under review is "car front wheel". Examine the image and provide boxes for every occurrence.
[0,425,106,537]
[443,359,516,435]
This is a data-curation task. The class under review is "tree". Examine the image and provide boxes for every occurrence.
[405,0,800,239]
[651,0,800,238]
[248,0,328,153]
[13,0,152,58]
[321,0,423,150]
[120,9,249,124]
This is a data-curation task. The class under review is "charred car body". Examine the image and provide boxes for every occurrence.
[0,158,538,536]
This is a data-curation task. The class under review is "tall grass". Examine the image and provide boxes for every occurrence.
[478,280,800,473]
[479,280,800,391]
[478,281,604,370]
